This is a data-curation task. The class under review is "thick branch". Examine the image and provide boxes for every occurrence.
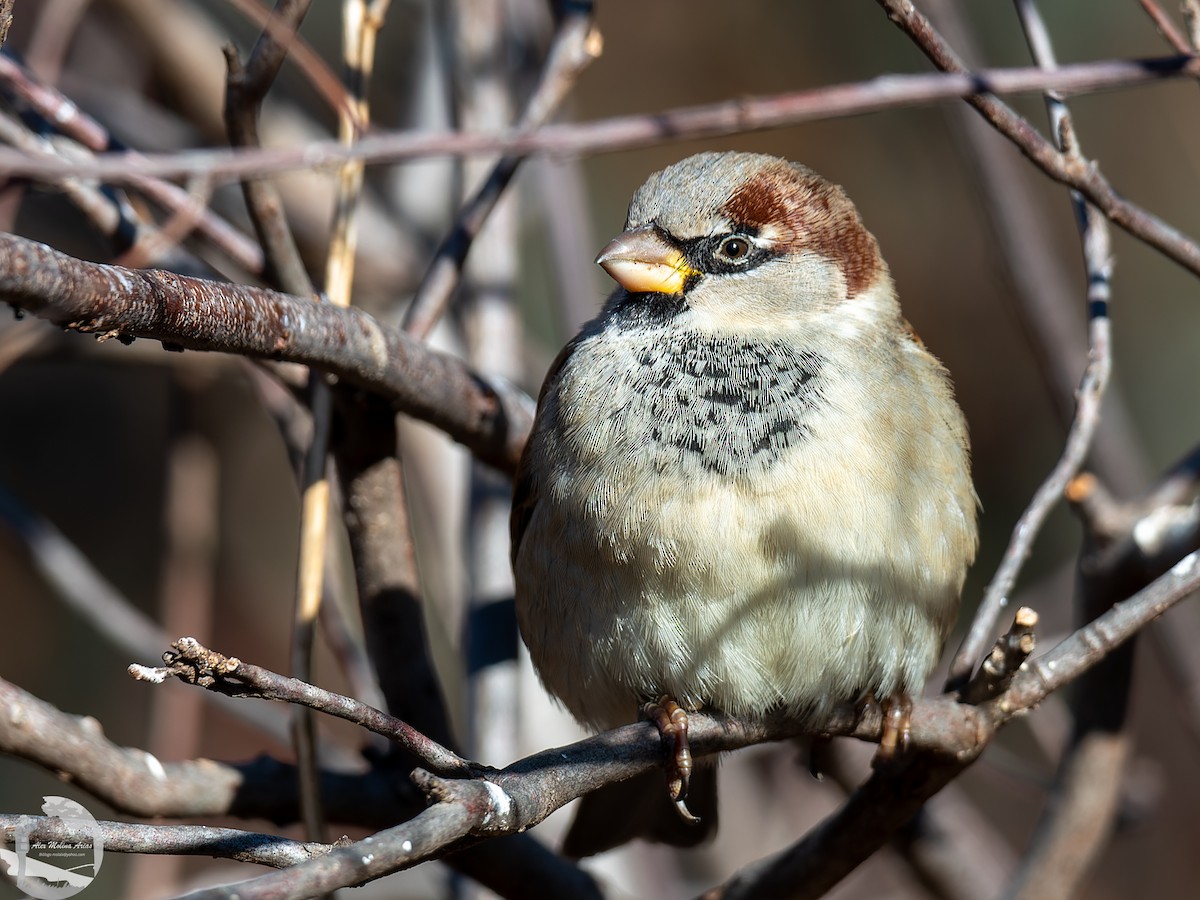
[333,393,458,751]
[4,534,1196,898]
[0,675,597,898]
[0,675,394,823]
[0,233,533,474]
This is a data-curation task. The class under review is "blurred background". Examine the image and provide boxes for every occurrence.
[1,1,1199,897]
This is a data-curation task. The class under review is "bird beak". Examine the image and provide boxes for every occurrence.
[594,226,694,296]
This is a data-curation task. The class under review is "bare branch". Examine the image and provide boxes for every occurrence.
[333,393,458,750]
[703,551,1200,900]
[401,0,601,338]
[0,675,596,897]
[5,531,1196,898]
[223,3,315,296]
[139,549,1200,897]
[1138,0,1194,53]
[0,233,534,474]
[931,0,1116,688]
[130,637,470,775]
[0,816,332,869]
[0,57,1187,180]
[0,52,265,274]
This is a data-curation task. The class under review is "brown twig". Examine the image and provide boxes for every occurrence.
[112,174,215,271]
[0,55,1188,176]
[290,3,393,847]
[223,6,314,297]
[0,232,535,474]
[0,675,597,898]
[1139,0,1194,52]
[132,550,1200,897]
[0,107,190,269]
[0,53,265,275]
[909,0,1116,690]
[994,9,1127,893]
[703,551,1200,900]
[130,637,471,775]
[221,0,356,126]
[961,607,1039,705]
[401,0,600,339]
[5,533,1197,898]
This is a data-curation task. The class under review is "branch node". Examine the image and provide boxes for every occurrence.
[133,636,245,688]
[962,607,1039,705]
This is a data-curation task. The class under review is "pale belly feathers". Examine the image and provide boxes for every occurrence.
[514,321,974,732]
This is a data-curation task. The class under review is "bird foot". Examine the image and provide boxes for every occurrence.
[642,695,699,823]
[871,691,913,769]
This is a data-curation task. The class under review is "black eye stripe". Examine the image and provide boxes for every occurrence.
[680,231,774,276]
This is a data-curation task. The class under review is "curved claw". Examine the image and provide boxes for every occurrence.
[643,696,699,822]
[675,797,701,823]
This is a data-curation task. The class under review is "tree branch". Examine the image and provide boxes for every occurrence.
[0,816,331,869]
[0,232,533,474]
[129,637,469,776]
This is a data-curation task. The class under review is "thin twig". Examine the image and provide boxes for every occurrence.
[222,1,315,296]
[130,637,470,775]
[0,52,265,274]
[5,535,1197,898]
[0,675,598,897]
[112,173,215,270]
[1015,17,1124,876]
[703,552,1200,900]
[401,0,600,338]
[290,0,391,845]
[919,0,1116,689]
[0,55,1184,171]
[7,47,1198,280]
[961,606,1039,705]
[0,108,174,266]
[221,0,357,126]
[1138,0,1193,53]
[0,816,332,869]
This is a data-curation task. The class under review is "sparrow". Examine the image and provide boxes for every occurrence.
[510,151,978,854]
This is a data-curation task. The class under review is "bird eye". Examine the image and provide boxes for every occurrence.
[717,235,751,261]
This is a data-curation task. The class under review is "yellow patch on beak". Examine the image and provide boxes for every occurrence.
[595,226,694,296]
